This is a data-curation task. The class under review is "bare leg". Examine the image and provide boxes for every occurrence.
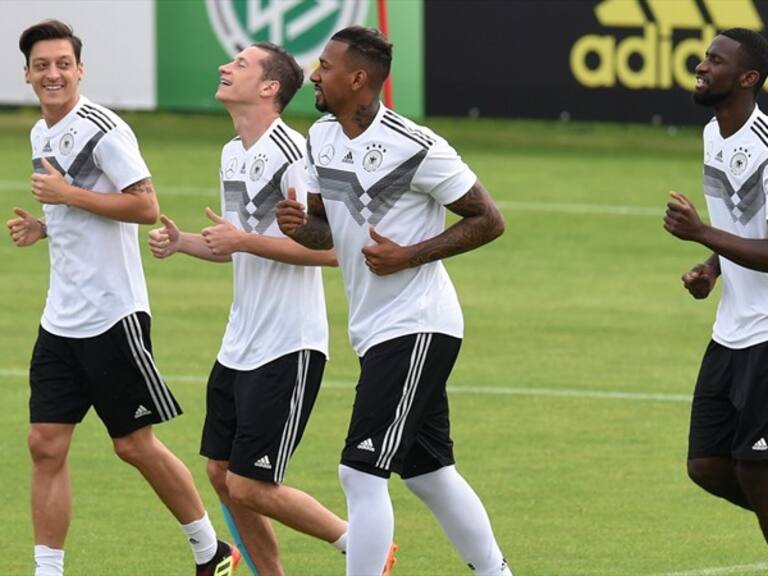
[226,471,347,543]
[29,423,76,548]
[112,425,204,523]
[735,460,768,541]
[207,460,284,576]
[687,457,752,510]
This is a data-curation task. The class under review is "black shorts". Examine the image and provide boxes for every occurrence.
[200,350,325,483]
[29,312,182,438]
[341,333,461,479]
[689,339,768,461]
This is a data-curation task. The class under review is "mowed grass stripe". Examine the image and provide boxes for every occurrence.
[0,368,691,403]
[0,179,666,217]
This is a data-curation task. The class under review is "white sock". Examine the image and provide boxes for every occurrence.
[181,511,218,565]
[339,465,393,576]
[332,531,348,554]
[404,466,511,576]
[35,545,64,576]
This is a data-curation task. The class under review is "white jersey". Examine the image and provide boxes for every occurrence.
[216,118,329,370]
[703,105,768,349]
[30,95,151,338]
[306,104,476,356]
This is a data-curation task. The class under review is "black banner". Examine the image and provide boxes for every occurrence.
[425,0,768,124]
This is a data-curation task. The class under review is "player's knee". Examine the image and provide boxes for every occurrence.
[226,473,273,511]
[28,428,68,466]
[207,460,230,498]
[687,458,720,491]
[112,434,148,465]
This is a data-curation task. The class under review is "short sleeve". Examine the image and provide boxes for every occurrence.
[305,136,321,193]
[281,160,311,205]
[93,125,151,191]
[412,136,477,206]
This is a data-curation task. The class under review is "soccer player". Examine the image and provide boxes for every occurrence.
[664,28,768,541]
[277,26,512,576]
[148,42,355,576]
[7,20,236,576]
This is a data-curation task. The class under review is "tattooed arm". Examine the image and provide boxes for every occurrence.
[32,158,159,224]
[276,189,335,250]
[361,180,505,275]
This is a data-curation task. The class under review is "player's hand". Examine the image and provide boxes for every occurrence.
[682,262,718,299]
[31,158,71,205]
[276,187,307,238]
[201,207,242,256]
[361,227,411,275]
[148,214,181,258]
[7,207,44,247]
[664,191,706,242]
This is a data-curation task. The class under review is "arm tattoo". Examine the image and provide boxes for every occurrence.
[292,193,334,249]
[123,178,155,195]
[408,181,505,267]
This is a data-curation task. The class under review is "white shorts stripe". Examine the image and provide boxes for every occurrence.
[275,350,309,483]
[122,314,177,420]
[376,333,432,469]
[127,314,179,420]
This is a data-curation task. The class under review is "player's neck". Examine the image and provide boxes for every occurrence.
[41,96,79,128]
[228,105,279,149]
[715,99,756,139]
[337,99,380,139]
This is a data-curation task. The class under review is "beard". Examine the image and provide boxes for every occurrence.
[692,89,730,107]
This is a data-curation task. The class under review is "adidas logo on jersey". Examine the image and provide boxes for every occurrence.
[715,150,723,163]
[753,438,768,451]
[134,405,151,419]
[342,151,354,164]
[42,139,52,153]
[357,438,375,452]
[254,455,273,469]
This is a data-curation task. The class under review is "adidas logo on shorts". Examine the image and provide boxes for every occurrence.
[134,405,151,419]
[254,455,272,469]
[753,438,768,451]
[357,438,375,452]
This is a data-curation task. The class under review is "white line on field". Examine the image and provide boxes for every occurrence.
[652,562,768,576]
[0,368,690,402]
[0,180,663,217]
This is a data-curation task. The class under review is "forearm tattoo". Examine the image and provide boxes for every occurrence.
[123,178,155,195]
[293,193,334,249]
[409,181,505,267]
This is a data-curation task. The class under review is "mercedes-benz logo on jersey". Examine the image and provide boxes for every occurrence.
[59,133,74,156]
[205,0,367,75]
[250,155,267,181]
[225,158,238,179]
[318,144,335,166]
[363,143,386,173]
[730,147,751,176]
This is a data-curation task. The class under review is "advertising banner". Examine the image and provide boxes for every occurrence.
[157,0,424,117]
[425,0,768,125]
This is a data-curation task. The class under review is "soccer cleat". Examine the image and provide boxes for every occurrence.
[381,543,398,576]
[196,540,241,576]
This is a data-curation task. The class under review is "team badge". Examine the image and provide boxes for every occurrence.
[318,144,335,166]
[250,154,267,181]
[59,133,74,155]
[363,143,386,173]
[225,158,238,179]
[729,146,751,177]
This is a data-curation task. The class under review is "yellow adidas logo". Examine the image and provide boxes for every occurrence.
[570,0,764,91]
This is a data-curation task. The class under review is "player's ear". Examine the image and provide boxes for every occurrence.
[350,68,367,92]
[24,65,30,84]
[262,79,279,98]
[740,69,759,91]
[77,61,84,82]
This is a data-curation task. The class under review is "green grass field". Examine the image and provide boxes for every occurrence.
[1,108,764,575]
